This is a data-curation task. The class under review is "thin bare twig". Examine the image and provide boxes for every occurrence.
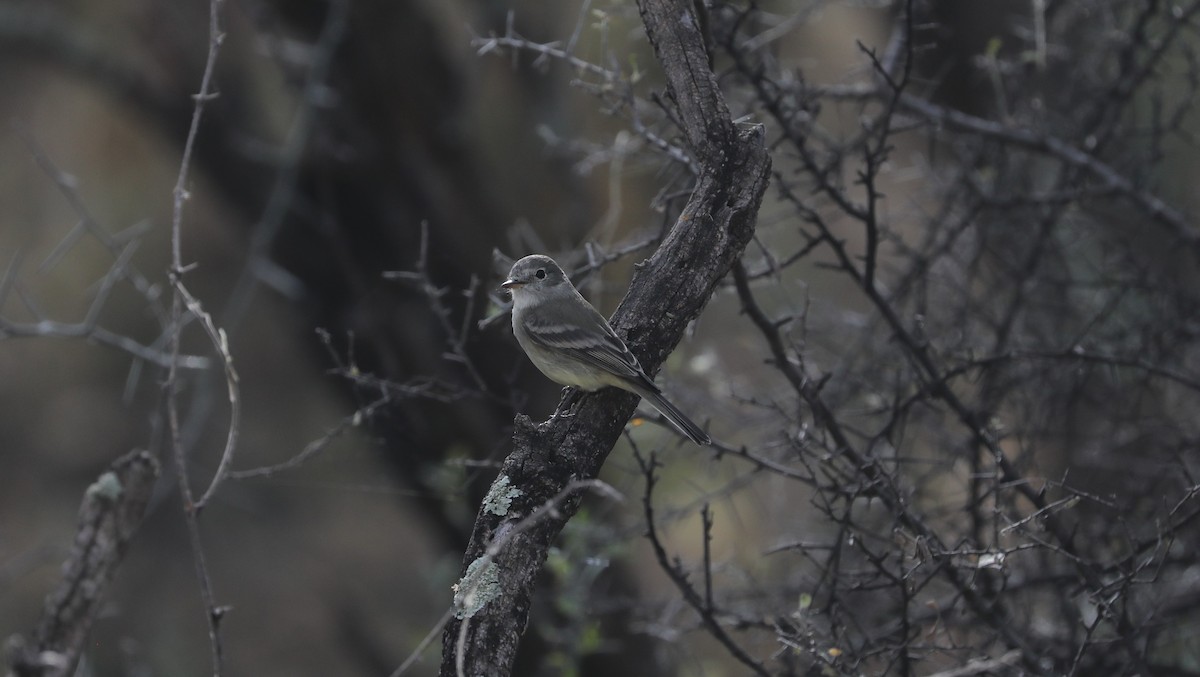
[179,283,240,510]
[390,608,454,677]
[229,394,389,480]
[384,222,490,394]
[165,1,228,673]
[634,447,770,676]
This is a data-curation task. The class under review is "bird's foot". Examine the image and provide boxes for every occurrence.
[552,387,584,418]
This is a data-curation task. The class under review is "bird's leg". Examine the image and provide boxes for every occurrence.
[552,386,584,418]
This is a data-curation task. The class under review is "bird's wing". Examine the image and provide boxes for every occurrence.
[523,302,650,385]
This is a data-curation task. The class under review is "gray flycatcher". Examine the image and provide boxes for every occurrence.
[503,254,710,445]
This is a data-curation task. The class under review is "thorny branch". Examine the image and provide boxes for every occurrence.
[7,0,1200,675]
[165,1,230,674]
[1,133,208,371]
[438,0,772,672]
[635,448,770,676]
[702,1,1200,673]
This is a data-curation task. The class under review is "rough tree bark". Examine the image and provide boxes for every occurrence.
[5,450,159,677]
[437,0,772,674]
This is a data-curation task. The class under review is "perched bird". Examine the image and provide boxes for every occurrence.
[502,254,710,445]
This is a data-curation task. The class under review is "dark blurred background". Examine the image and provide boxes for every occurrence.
[0,1,777,674]
[3,0,1200,675]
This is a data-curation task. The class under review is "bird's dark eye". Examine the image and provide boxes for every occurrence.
[535,269,546,279]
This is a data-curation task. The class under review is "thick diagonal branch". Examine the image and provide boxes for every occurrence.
[436,0,771,674]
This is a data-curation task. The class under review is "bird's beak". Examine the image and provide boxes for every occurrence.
[501,278,522,290]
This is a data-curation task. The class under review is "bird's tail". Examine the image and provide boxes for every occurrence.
[637,387,711,446]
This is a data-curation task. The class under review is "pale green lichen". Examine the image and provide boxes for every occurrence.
[453,557,500,619]
[482,475,523,516]
[86,472,123,501]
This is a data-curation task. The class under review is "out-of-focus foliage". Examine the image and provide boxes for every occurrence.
[2,0,1199,675]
